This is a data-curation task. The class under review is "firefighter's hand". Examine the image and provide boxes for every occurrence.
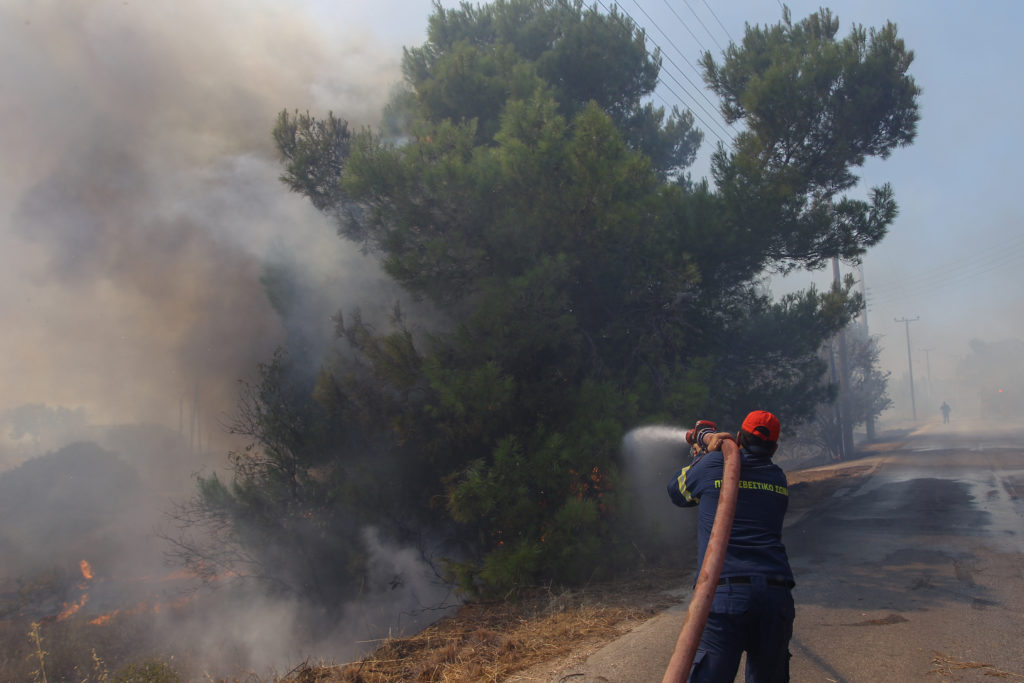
[704,432,737,452]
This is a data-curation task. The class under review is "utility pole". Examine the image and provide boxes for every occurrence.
[858,263,876,440]
[194,380,201,455]
[827,338,843,459]
[858,262,869,331]
[833,258,852,459]
[895,317,920,421]
[920,347,935,400]
[188,379,200,455]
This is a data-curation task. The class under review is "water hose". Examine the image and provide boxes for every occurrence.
[661,437,741,683]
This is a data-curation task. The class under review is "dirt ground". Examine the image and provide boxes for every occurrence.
[282,461,863,683]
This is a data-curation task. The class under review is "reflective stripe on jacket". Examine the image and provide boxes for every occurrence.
[667,445,794,583]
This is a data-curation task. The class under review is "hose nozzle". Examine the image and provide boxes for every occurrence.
[685,419,718,450]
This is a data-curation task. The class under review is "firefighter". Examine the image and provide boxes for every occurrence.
[667,410,795,683]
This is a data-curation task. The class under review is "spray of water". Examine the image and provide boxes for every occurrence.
[620,425,698,566]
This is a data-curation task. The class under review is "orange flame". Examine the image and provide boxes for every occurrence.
[88,594,197,627]
[89,611,118,626]
[57,593,89,620]
[80,559,94,580]
[54,560,96,621]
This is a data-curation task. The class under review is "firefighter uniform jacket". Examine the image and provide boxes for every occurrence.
[667,444,794,585]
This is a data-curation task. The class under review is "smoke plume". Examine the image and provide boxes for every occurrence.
[0,1,448,677]
[0,0,407,446]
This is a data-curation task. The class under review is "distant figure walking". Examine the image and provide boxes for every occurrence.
[940,401,951,424]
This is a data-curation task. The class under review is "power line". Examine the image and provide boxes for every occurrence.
[594,0,734,146]
[869,234,1024,291]
[653,75,730,147]
[627,1,736,142]
[640,1,741,136]
[681,0,725,53]
[699,0,735,45]
[659,0,713,55]
[615,1,731,142]
[632,1,742,140]
[878,235,1024,288]
[867,238,1024,308]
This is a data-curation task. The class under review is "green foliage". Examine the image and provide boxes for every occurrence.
[247,1,921,598]
[440,378,632,596]
[698,279,861,429]
[702,7,920,272]
[274,110,352,212]
[402,0,700,179]
[478,538,542,598]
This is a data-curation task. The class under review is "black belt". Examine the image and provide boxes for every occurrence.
[717,576,794,588]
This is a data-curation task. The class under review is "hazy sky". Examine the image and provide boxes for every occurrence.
[611,0,1024,403]
[2,0,1021,441]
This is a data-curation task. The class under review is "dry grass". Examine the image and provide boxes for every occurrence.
[282,568,689,683]
[928,651,1024,680]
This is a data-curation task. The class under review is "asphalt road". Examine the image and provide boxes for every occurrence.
[529,423,1024,682]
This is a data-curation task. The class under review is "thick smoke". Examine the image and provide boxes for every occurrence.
[0,0,406,446]
[0,0,447,676]
[142,528,456,678]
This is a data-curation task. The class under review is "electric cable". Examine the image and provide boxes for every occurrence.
[659,0,712,55]
[593,0,734,147]
[631,0,739,140]
[866,237,1024,308]
[871,236,1024,293]
[700,0,736,45]
[681,0,725,53]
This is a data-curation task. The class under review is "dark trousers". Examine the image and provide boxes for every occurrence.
[688,578,794,683]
